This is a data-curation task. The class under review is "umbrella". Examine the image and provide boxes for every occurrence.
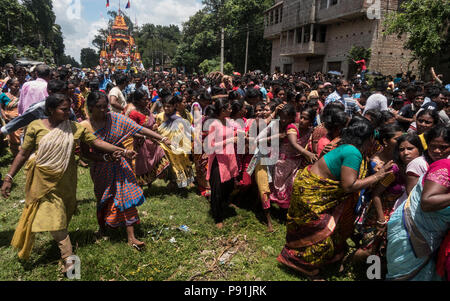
[328,71,342,76]
[254,70,263,75]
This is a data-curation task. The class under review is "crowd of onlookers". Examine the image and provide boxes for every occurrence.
[0,62,449,280]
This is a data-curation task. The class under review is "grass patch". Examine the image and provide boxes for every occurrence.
[0,145,368,281]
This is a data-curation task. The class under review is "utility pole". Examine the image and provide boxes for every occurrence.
[220,27,224,73]
[244,24,249,74]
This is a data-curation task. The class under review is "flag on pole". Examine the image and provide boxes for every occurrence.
[126,0,130,9]
[106,0,110,8]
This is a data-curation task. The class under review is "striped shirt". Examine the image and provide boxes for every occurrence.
[325,91,361,117]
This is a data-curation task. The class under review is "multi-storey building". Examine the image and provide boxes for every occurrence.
[264,0,415,78]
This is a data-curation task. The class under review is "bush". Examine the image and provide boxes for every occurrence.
[199,57,234,75]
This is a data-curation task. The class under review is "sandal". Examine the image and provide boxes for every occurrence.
[60,259,76,277]
[129,242,146,252]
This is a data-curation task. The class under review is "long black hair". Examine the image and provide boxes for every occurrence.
[132,88,148,106]
[323,109,349,132]
[45,94,70,116]
[207,97,230,119]
[87,90,108,110]
[425,124,450,145]
[394,133,424,167]
[230,99,245,119]
[376,123,403,146]
[417,108,441,127]
[423,125,450,163]
[340,117,375,150]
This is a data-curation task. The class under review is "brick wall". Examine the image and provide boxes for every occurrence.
[265,0,419,77]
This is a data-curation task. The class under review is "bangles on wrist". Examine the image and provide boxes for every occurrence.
[103,154,111,162]
[4,174,13,182]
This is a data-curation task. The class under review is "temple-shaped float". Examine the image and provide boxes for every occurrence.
[100,11,142,72]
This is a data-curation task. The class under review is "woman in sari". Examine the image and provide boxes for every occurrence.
[80,91,171,250]
[405,125,450,197]
[269,106,318,210]
[355,132,423,261]
[191,93,211,197]
[277,118,394,277]
[387,126,450,281]
[125,88,170,186]
[316,107,349,157]
[1,94,130,272]
[0,78,22,156]
[156,95,195,189]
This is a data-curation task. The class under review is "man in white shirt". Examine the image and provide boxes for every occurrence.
[363,81,388,115]
[108,74,128,113]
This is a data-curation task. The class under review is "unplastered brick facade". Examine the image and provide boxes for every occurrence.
[264,0,416,78]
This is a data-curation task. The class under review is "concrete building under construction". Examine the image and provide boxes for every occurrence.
[264,0,415,78]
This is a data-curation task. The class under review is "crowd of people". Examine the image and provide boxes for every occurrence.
[0,62,449,281]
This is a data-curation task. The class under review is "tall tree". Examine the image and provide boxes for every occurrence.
[0,0,65,65]
[60,55,81,68]
[80,48,99,69]
[384,0,450,74]
[173,0,272,74]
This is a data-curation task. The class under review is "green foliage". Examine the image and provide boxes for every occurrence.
[199,57,235,75]
[134,24,182,70]
[92,11,135,52]
[80,48,100,69]
[0,45,54,66]
[60,55,81,69]
[347,46,372,64]
[173,0,273,73]
[384,0,450,70]
[0,0,65,65]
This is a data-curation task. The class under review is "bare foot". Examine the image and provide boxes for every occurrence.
[61,258,75,275]
[267,225,274,233]
[128,239,146,251]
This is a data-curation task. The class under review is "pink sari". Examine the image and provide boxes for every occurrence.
[269,124,312,209]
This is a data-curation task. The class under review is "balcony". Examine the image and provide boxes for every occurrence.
[280,41,327,57]
[281,0,316,31]
[264,22,283,39]
[317,0,368,24]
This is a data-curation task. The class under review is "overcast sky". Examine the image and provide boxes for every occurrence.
[53,0,203,62]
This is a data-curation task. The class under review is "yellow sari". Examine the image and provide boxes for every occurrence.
[157,112,194,188]
[278,161,368,273]
[11,120,97,260]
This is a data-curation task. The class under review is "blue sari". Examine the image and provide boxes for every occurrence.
[386,160,450,281]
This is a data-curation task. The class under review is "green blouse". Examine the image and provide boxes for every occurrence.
[323,144,362,179]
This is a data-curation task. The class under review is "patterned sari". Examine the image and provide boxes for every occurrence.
[85,112,145,228]
[278,161,368,274]
[127,107,170,186]
[359,163,405,256]
[386,159,450,281]
[269,124,312,209]
[0,92,22,154]
[157,113,194,188]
